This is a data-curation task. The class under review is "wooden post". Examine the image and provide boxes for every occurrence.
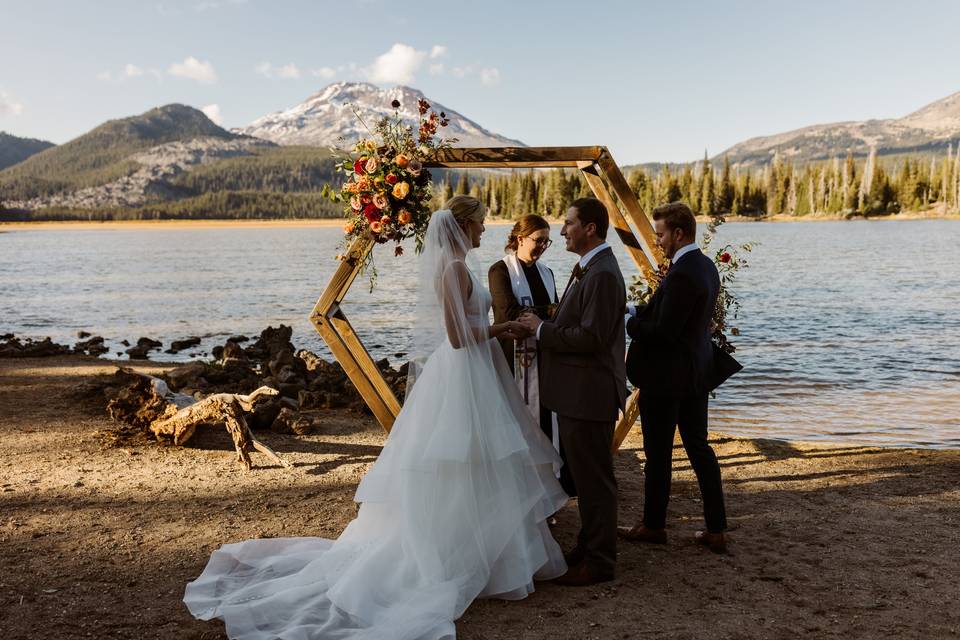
[311,146,658,448]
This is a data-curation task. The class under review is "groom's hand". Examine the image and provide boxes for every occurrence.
[518,312,542,335]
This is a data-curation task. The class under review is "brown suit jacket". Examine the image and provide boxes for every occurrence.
[538,247,628,422]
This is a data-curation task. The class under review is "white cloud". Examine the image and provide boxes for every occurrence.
[312,66,336,79]
[429,63,445,76]
[255,62,301,79]
[168,56,217,84]
[277,63,300,79]
[124,64,144,78]
[430,45,447,59]
[201,103,223,125]
[480,67,501,86]
[366,43,427,84]
[0,91,24,117]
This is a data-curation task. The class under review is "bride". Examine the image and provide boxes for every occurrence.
[183,195,568,639]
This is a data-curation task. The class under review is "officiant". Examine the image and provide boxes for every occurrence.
[489,215,575,495]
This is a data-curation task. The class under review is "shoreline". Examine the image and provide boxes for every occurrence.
[2,211,959,231]
[1,353,958,639]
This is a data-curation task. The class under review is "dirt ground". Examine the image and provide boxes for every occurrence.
[1,355,958,640]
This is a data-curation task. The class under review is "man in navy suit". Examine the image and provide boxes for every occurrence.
[619,202,729,553]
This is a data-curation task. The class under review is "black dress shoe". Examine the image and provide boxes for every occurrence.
[552,563,614,587]
[617,524,667,544]
[563,546,585,567]
[694,530,728,554]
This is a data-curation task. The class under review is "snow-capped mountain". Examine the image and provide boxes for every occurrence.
[718,90,960,167]
[236,82,525,148]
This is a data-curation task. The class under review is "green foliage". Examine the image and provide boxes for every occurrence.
[0,191,342,221]
[0,104,233,201]
[169,146,338,193]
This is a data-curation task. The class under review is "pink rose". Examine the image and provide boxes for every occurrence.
[350,195,362,211]
[365,157,379,174]
[373,193,389,210]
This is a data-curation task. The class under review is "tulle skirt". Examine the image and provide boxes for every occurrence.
[183,338,568,639]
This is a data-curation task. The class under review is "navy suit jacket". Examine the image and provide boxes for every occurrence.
[626,248,719,396]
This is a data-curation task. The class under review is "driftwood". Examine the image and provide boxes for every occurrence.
[108,368,292,471]
[150,385,292,471]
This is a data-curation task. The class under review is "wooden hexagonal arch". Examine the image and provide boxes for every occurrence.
[310,146,663,451]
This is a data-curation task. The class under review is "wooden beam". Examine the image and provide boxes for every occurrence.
[312,236,373,318]
[426,146,604,168]
[328,308,402,424]
[577,161,657,275]
[311,314,399,431]
[612,390,641,452]
[596,150,663,266]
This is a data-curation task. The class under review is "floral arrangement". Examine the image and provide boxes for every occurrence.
[326,98,457,268]
[628,215,753,354]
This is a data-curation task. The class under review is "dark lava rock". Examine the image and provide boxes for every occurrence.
[167,336,201,353]
[0,336,72,358]
[211,345,224,360]
[125,345,151,359]
[74,335,109,356]
[247,400,282,430]
[77,330,91,339]
[222,341,247,362]
[136,337,162,349]
[228,335,249,343]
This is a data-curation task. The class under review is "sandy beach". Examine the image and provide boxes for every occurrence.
[1,355,958,639]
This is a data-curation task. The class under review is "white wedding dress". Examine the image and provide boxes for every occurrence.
[183,210,568,639]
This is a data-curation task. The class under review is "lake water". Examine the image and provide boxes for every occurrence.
[1,219,958,449]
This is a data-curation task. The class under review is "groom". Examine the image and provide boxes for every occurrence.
[519,197,628,586]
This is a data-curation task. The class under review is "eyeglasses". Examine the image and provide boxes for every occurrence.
[524,237,553,248]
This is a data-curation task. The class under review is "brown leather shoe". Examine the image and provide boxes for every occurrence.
[617,524,667,544]
[563,546,585,567]
[552,563,614,587]
[694,530,728,554]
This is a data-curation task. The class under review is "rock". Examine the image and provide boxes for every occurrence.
[297,349,325,372]
[211,345,224,360]
[247,400,281,430]
[0,336,72,358]
[165,362,210,390]
[136,337,162,349]
[246,325,295,361]
[120,340,130,347]
[269,407,298,434]
[0,333,13,340]
[167,336,201,353]
[125,345,151,359]
[222,341,247,362]
[278,382,305,399]
[77,331,91,339]
[74,335,109,356]
[268,348,297,376]
[228,335,249,343]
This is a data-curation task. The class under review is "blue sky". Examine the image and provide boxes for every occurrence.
[2,0,960,164]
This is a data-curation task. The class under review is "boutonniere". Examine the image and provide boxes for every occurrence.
[575,266,590,281]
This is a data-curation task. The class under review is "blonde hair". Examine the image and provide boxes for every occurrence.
[445,195,485,226]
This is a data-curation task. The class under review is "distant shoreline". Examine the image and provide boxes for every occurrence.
[2,211,958,231]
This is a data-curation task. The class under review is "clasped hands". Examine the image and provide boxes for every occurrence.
[503,312,543,341]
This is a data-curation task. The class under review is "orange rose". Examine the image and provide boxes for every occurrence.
[380,215,392,225]
[391,181,410,199]
[369,221,383,234]
[397,209,412,225]
[343,221,355,234]
[395,153,409,168]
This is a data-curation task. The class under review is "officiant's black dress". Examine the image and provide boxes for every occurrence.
[489,259,576,496]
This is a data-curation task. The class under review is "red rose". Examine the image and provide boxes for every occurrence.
[385,173,398,185]
[720,252,731,263]
[363,203,379,222]
[354,158,366,175]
